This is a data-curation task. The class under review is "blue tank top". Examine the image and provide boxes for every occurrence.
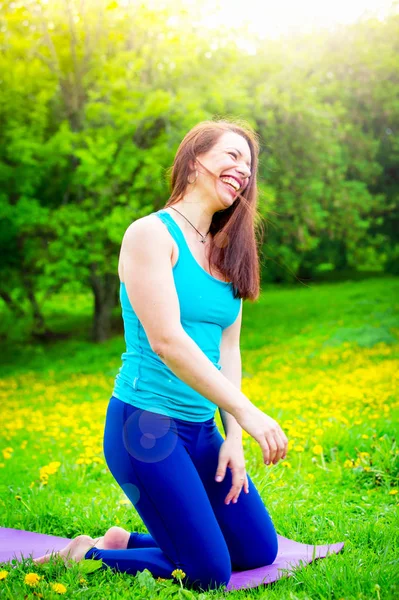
[112,208,242,422]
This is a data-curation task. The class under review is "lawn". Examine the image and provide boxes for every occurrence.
[0,276,398,599]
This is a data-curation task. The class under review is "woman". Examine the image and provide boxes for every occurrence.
[35,119,288,592]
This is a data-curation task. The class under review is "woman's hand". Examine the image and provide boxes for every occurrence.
[215,437,249,505]
[234,405,288,465]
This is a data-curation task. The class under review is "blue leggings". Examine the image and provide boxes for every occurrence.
[85,396,278,592]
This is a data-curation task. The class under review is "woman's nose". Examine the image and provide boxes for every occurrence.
[237,165,251,180]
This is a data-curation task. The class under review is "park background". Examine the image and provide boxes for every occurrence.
[0,1,398,599]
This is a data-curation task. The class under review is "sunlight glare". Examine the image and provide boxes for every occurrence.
[198,0,395,40]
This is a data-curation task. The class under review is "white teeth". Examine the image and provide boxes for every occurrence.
[220,176,240,191]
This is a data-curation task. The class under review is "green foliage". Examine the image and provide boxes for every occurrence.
[0,1,398,340]
[78,559,104,574]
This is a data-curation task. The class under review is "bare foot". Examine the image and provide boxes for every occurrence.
[95,526,131,550]
[33,535,96,565]
[91,536,104,547]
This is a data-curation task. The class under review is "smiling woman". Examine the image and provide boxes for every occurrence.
[34,118,289,593]
[163,120,261,299]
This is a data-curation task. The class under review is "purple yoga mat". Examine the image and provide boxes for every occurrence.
[0,527,344,591]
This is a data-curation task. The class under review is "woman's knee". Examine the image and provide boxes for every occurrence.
[255,541,278,568]
[247,532,278,570]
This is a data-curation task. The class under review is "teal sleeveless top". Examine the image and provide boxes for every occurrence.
[112,208,242,422]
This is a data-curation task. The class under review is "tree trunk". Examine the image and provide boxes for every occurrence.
[90,269,118,342]
[21,274,47,335]
[0,291,25,318]
[334,239,349,270]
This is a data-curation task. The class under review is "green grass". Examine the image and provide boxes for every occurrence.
[0,276,398,599]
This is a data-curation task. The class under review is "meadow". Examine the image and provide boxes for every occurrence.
[0,276,398,599]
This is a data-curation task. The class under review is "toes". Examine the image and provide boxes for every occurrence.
[33,536,95,566]
[33,551,59,564]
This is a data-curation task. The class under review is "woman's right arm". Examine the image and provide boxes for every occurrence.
[120,217,288,465]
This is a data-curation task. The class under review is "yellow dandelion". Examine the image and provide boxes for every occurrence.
[0,570,9,580]
[79,577,87,585]
[51,582,67,594]
[281,461,292,468]
[312,445,323,454]
[306,473,315,480]
[172,568,186,580]
[388,489,398,495]
[157,577,167,582]
[361,434,369,439]
[343,459,354,468]
[24,572,41,586]
[294,445,305,452]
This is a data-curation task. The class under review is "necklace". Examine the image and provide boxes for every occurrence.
[169,206,210,244]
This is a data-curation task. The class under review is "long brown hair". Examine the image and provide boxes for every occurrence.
[164,118,263,301]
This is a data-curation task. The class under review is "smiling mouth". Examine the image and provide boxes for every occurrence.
[219,179,241,198]
[220,181,237,197]
[219,175,241,191]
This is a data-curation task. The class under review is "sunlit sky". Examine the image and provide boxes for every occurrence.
[181,0,395,40]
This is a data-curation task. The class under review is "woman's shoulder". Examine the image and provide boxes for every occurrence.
[120,213,174,269]
[123,212,169,241]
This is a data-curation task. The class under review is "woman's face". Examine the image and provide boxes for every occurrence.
[192,131,252,209]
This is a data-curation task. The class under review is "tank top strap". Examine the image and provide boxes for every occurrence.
[154,209,186,249]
